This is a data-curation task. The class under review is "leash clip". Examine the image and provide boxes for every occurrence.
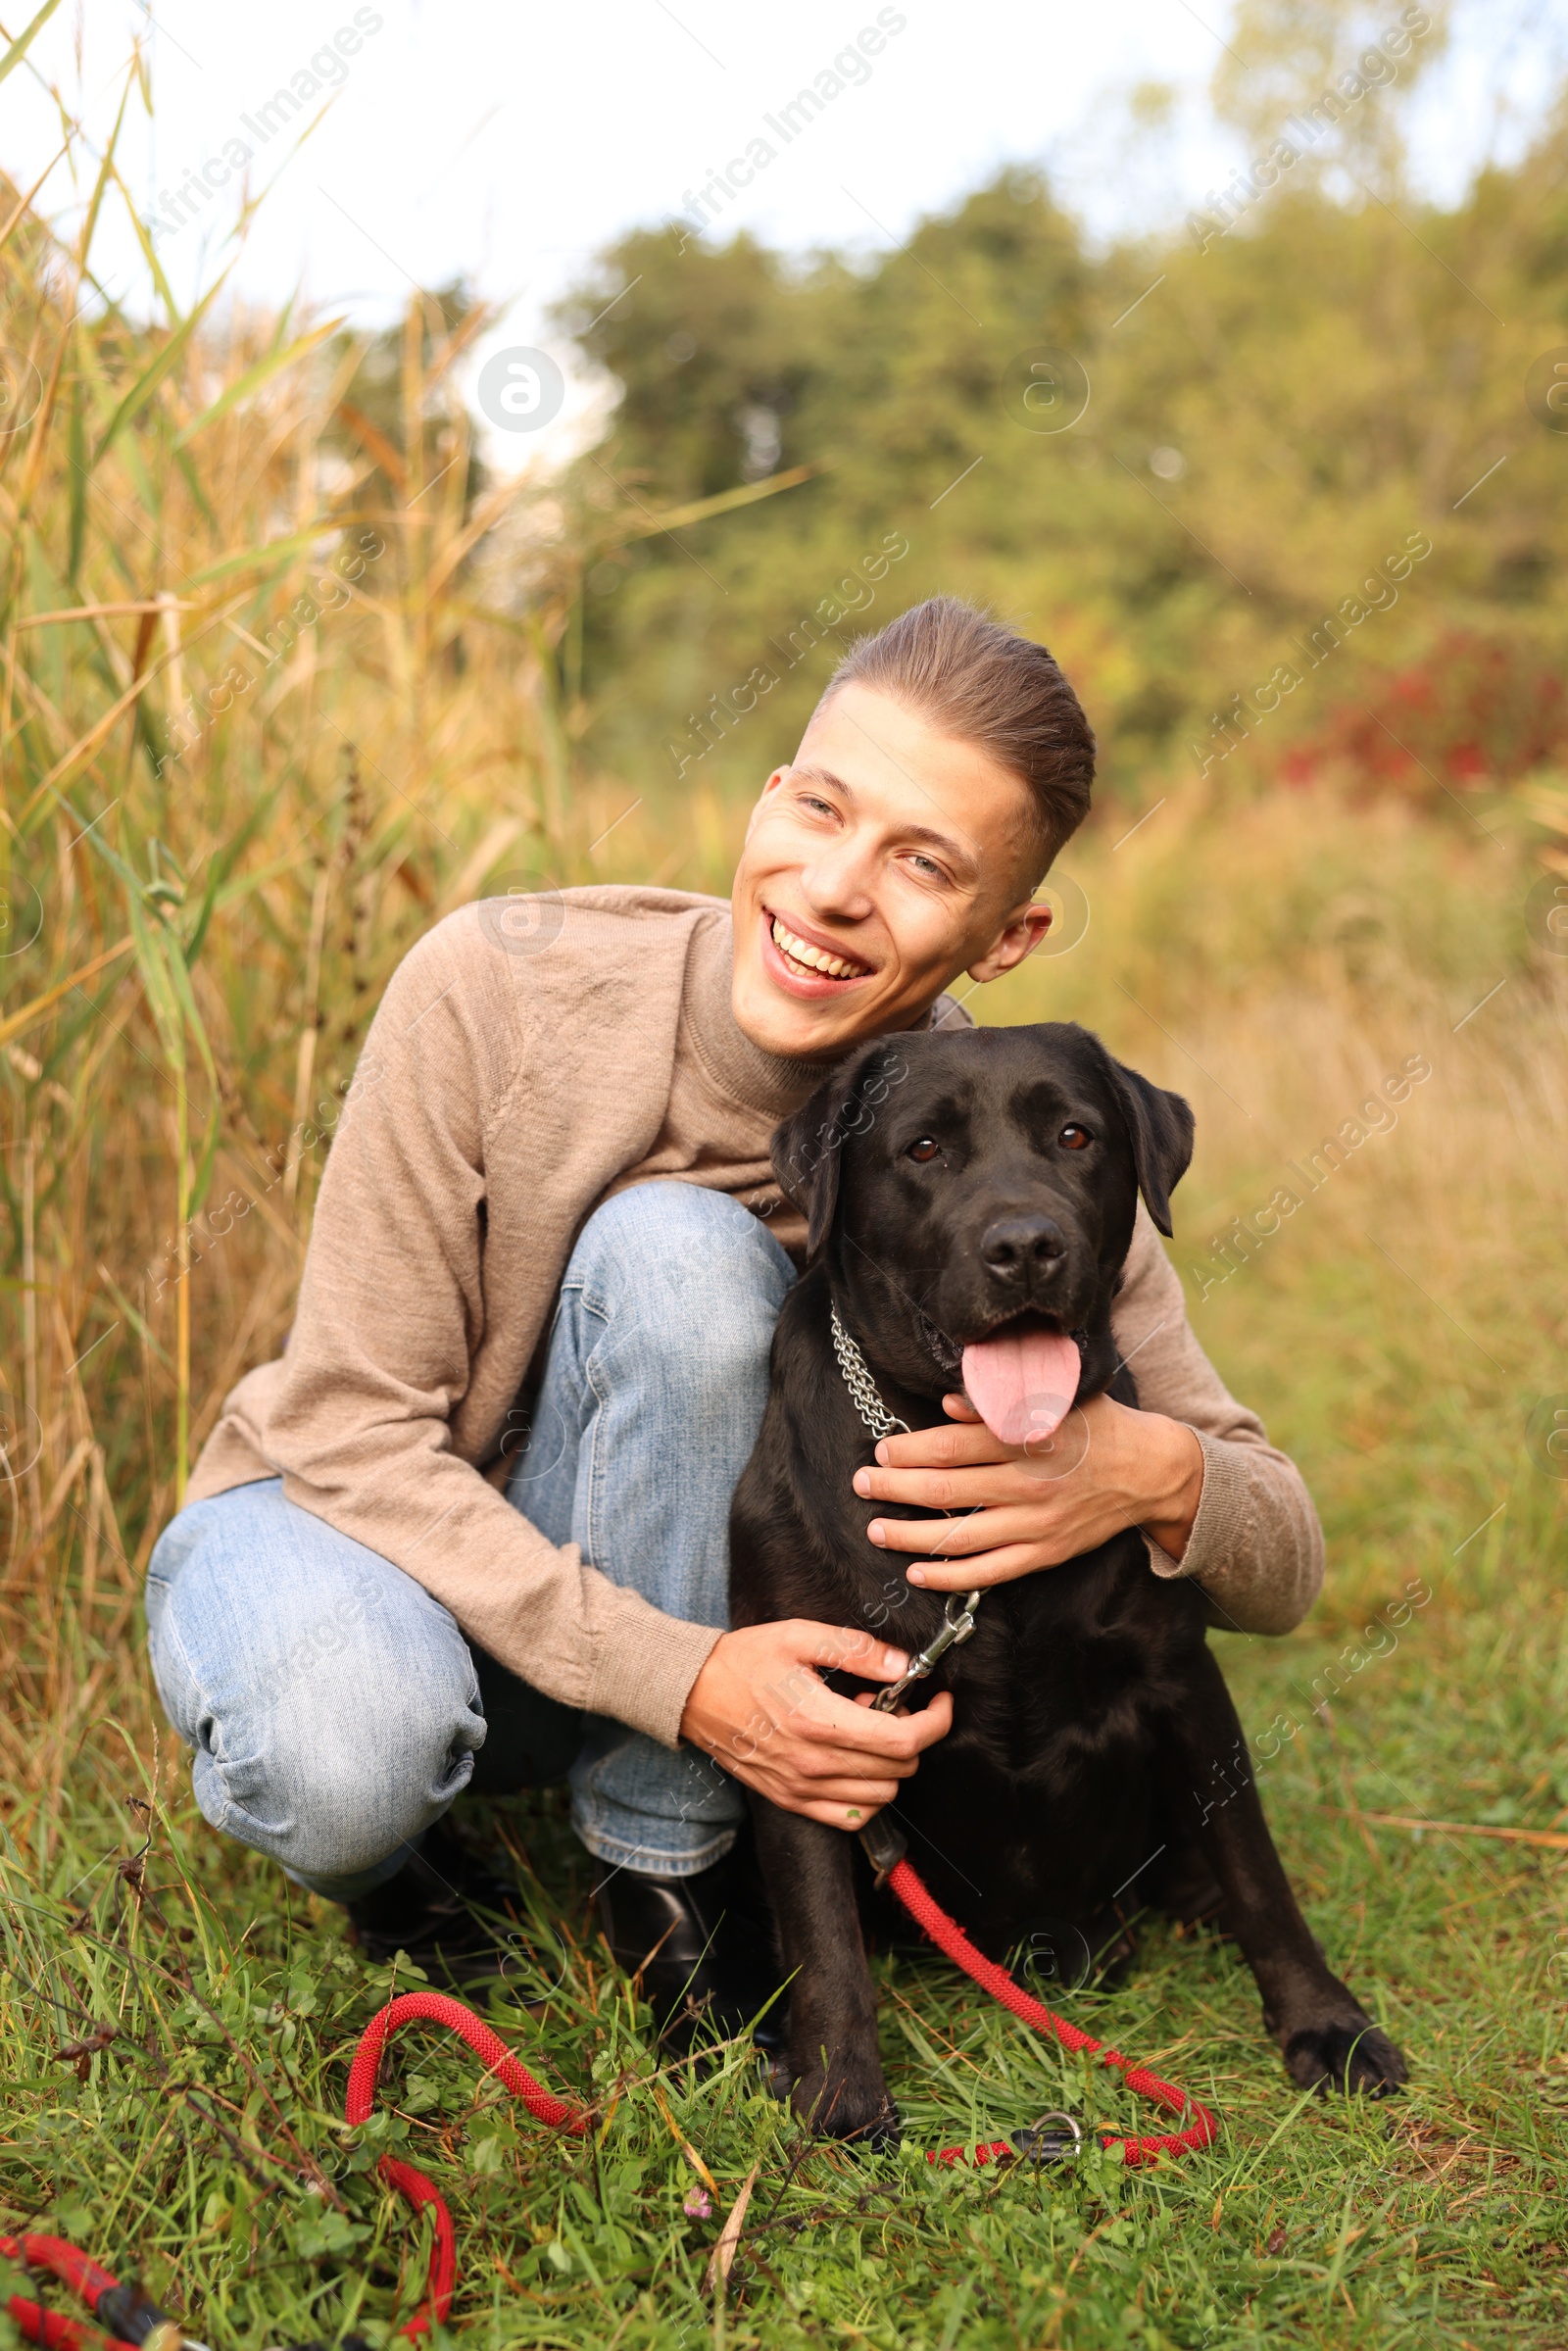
[1010,2109,1084,2167]
[871,1589,983,1713]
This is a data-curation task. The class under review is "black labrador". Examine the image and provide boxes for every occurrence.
[729,1021,1406,2142]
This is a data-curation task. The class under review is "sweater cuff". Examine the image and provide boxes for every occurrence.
[1142,1427,1235,1589]
[1141,1429,1320,1639]
[586,1592,725,1750]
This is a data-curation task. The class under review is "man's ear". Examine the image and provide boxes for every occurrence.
[966,896,1054,983]
[1102,1053,1195,1237]
[770,1043,888,1263]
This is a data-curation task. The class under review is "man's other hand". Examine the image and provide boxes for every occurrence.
[852,1392,1204,1589]
[679,1619,952,1828]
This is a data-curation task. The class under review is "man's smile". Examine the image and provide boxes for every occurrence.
[762,906,877,990]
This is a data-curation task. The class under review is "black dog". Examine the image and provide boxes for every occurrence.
[729,1021,1406,2142]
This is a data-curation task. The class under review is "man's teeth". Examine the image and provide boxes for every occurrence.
[770,916,866,980]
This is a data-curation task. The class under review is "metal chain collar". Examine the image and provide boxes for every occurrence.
[828,1301,984,1711]
[830,1302,910,1442]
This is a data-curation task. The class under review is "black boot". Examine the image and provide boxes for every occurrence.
[594,1836,788,2055]
[344,1818,527,1980]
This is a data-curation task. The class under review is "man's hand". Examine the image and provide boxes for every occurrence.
[851,1392,1204,1592]
[679,1619,953,1828]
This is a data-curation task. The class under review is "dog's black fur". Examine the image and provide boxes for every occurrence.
[729,1021,1406,2142]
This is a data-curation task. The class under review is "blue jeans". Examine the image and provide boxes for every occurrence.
[146,1182,796,1901]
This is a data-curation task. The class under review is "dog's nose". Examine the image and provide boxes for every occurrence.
[980,1215,1067,1277]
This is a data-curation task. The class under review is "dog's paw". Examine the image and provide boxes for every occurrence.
[1283,2015,1408,2098]
[788,2059,901,2147]
[842,2099,902,2154]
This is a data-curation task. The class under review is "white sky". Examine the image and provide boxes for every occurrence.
[5,0,1565,466]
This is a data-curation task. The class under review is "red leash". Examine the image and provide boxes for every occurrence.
[338,1861,1213,2332]
[856,1817,1217,2167]
[1,2235,154,2351]
[9,1871,1213,2347]
[0,1991,590,2351]
[344,1991,588,2335]
[881,1853,1217,2169]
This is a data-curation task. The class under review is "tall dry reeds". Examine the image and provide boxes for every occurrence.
[0,86,749,1805]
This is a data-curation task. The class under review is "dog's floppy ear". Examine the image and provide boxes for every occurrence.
[1102,1052,1195,1237]
[771,1043,890,1263]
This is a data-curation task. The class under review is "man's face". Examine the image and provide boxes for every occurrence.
[730,683,1054,1058]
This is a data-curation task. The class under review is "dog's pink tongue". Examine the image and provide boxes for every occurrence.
[961,1327,1081,1446]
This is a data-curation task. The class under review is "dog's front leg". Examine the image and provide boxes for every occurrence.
[749,1792,898,2145]
[1163,1646,1407,2097]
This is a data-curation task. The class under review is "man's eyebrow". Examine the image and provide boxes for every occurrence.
[790,760,863,802]
[788,762,981,882]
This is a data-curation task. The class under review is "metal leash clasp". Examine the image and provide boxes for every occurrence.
[1009,2109,1084,2167]
[871,1588,983,1712]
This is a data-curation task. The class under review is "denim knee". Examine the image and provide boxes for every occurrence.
[231,1673,479,1886]
[148,1494,485,1887]
[568,1180,794,1373]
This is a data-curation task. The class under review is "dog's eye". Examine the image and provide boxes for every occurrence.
[1059,1124,1092,1151]
[906,1137,941,1163]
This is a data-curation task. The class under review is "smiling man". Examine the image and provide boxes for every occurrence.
[145,598,1323,2035]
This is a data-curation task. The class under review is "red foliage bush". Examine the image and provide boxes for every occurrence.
[1280,630,1568,800]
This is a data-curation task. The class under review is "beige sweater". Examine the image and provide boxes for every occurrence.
[189,887,1324,1746]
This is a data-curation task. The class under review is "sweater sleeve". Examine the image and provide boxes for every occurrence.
[1109,1207,1324,1637]
[252,918,721,1747]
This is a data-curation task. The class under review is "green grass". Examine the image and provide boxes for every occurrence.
[4,1353,1566,2351]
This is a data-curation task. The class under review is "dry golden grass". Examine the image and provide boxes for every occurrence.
[0,164,742,1791]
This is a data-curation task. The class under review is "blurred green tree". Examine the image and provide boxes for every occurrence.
[538,76,1568,819]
